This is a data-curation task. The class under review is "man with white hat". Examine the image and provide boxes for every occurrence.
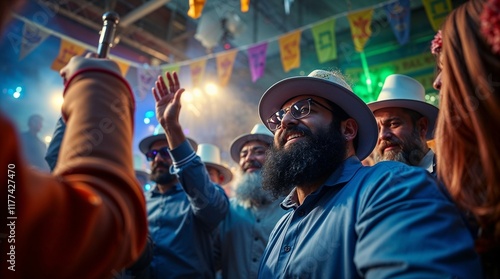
[196,143,233,195]
[214,123,289,279]
[257,69,481,278]
[368,74,439,175]
[141,72,229,278]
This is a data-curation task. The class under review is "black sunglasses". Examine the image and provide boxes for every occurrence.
[146,147,171,161]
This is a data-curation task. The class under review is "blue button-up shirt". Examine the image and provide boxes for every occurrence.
[147,140,229,278]
[258,156,482,278]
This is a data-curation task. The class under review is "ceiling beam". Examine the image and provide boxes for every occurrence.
[120,0,172,27]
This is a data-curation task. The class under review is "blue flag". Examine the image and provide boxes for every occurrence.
[384,0,411,45]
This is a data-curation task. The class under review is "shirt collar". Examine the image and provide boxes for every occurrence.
[417,149,435,173]
[280,156,363,210]
[147,183,183,197]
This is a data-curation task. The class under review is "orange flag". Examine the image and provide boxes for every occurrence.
[114,59,130,76]
[51,39,86,71]
[347,8,374,52]
[188,0,206,19]
[279,30,302,72]
[241,0,250,12]
[216,50,238,86]
[190,59,207,89]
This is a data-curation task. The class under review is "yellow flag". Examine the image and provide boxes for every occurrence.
[347,8,374,52]
[241,0,250,12]
[188,0,206,19]
[423,0,452,31]
[216,50,238,86]
[51,39,86,71]
[190,59,207,88]
[161,64,180,77]
[279,30,302,72]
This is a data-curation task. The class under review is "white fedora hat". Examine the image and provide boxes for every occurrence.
[229,123,274,163]
[197,143,233,185]
[139,134,198,155]
[258,69,377,161]
[367,74,439,139]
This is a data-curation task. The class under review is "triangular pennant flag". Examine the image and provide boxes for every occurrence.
[279,30,302,72]
[190,59,207,89]
[188,0,206,19]
[216,49,238,86]
[137,66,160,101]
[114,59,130,76]
[247,42,268,82]
[311,18,337,63]
[384,0,411,45]
[161,64,180,77]
[423,0,452,31]
[347,8,374,52]
[241,0,250,13]
[19,22,50,60]
[51,39,86,72]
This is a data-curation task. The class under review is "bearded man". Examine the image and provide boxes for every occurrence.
[256,69,480,278]
[368,74,438,175]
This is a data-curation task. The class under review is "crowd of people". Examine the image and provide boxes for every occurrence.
[1,0,499,278]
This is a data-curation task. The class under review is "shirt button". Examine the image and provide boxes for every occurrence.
[256,219,261,223]
[297,210,305,217]
[252,258,258,262]
[254,237,259,241]
[284,245,291,253]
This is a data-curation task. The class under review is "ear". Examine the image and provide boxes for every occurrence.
[416,117,428,139]
[342,118,358,141]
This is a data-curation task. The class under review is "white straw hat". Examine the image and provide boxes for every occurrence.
[367,74,439,139]
[197,143,233,185]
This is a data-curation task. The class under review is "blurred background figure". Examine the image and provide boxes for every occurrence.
[197,143,233,196]
[20,113,50,172]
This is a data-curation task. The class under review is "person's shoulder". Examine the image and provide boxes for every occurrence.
[365,161,425,174]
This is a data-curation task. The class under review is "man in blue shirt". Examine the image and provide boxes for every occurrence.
[141,71,229,278]
[256,69,482,278]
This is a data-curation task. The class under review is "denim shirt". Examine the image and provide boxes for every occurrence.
[258,156,482,279]
[146,140,229,278]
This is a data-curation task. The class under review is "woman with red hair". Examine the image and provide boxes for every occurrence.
[432,0,500,277]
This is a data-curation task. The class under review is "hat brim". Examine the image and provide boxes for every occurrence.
[139,134,198,154]
[205,162,233,185]
[368,99,439,140]
[230,134,274,163]
[258,76,377,160]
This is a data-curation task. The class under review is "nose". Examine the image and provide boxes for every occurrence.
[279,109,298,130]
[433,72,442,91]
[378,126,392,141]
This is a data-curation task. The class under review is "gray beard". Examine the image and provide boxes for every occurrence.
[374,129,426,166]
[234,171,274,208]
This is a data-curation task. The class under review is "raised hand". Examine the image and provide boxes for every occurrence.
[151,71,186,149]
[152,72,185,127]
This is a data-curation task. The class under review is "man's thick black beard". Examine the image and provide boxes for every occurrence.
[262,121,346,199]
[150,163,176,185]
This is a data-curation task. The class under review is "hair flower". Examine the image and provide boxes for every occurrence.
[481,0,500,54]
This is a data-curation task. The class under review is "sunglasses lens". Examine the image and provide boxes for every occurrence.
[146,150,157,161]
[146,147,170,161]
